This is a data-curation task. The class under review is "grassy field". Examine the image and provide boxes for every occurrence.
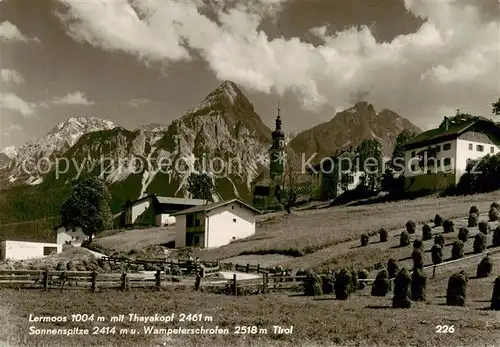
[94,226,176,253]
[1,253,499,347]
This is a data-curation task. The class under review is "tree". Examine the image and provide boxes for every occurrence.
[356,139,383,191]
[492,98,500,116]
[280,149,308,213]
[187,172,215,202]
[390,130,415,169]
[60,176,112,243]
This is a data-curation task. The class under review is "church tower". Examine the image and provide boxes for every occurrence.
[269,105,285,179]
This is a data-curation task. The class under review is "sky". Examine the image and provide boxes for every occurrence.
[1,0,499,149]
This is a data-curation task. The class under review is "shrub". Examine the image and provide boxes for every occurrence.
[451,240,464,260]
[379,228,388,243]
[434,214,443,227]
[412,248,424,270]
[431,244,443,265]
[446,271,468,306]
[371,269,390,297]
[477,255,493,278]
[491,202,500,210]
[493,227,500,247]
[406,220,416,234]
[422,224,432,241]
[56,262,65,271]
[413,238,424,250]
[489,207,500,222]
[434,234,445,247]
[479,221,490,234]
[400,231,410,247]
[473,233,487,254]
[304,269,323,296]
[491,276,500,310]
[467,213,478,227]
[334,268,356,300]
[442,219,454,233]
[320,274,334,294]
[360,233,369,247]
[387,259,399,279]
[66,261,76,271]
[469,205,479,215]
[411,269,427,301]
[357,269,369,290]
[392,268,411,308]
[458,228,469,242]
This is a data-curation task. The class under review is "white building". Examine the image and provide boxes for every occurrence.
[122,195,207,227]
[402,116,500,192]
[54,225,90,245]
[0,241,62,261]
[172,199,262,249]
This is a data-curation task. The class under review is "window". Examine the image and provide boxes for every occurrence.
[443,158,451,166]
[443,143,451,151]
[427,170,431,175]
[436,145,441,152]
[411,164,416,171]
[476,145,484,152]
[43,247,58,256]
[491,146,495,154]
[468,143,473,150]
[232,206,234,210]
[233,218,237,223]
[411,151,416,157]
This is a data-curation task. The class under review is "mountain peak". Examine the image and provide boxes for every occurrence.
[1,145,18,159]
[50,117,115,134]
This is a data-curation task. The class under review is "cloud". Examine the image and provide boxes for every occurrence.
[56,0,500,129]
[0,93,36,117]
[50,91,95,106]
[125,98,151,107]
[0,69,24,84]
[0,21,40,42]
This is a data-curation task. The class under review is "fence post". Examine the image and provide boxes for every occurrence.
[257,264,260,273]
[91,271,97,293]
[246,263,250,273]
[43,270,49,291]
[232,274,237,296]
[432,265,436,278]
[121,272,128,291]
[155,269,161,290]
[262,272,267,294]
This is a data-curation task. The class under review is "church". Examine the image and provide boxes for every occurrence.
[251,109,286,211]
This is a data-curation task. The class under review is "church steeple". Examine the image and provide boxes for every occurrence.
[270,103,285,179]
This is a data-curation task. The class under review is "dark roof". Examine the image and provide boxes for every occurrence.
[127,194,207,207]
[170,199,262,216]
[402,117,495,150]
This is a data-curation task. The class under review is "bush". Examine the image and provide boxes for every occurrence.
[434,234,445,247]
[371,269,390,297]
[446,271,468,306]
[491,202,500,210]
[304,269,323,296]
[66,261,76,271]
[360,233,369,247]
[479,221,490,234]
[400,231,410,247]
[451,240,464,260]
[442,219,454,233]
[334,268,356,300]
[413,238,424,250]
[422,224,432,241]
[392,268,412,308]
[489,207,500,222]
[56,262,65,271]
[458,228,469,242]
[412,248,424,270]
[434,214,443,227]
[357,269,369,290]
[491,276,500,310]
[469,205,479,215]
[387,259,399,279]
[473,233,487,254]
[477,255,493,278]
[379,228,388,242]
[320,274,334,294]
[467,213,478,227]
[431,244,443,265]
[406,220,416,234]
[411,269,427,301]
[493,227,500,247]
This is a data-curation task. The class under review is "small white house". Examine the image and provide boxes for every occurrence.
[402,116,500,192]
[172,199,262,249]
[0,240,62,261]
[54,225,90,245]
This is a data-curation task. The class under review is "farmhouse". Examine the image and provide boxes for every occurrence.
[0,240,62,261]
[307,148,364,200]
[402,116,500,192]
[122,194,207,227]
[53,225,90,245]
[172,199,262,249]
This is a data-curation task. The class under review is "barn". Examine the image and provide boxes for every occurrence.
[0,240,62,261]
